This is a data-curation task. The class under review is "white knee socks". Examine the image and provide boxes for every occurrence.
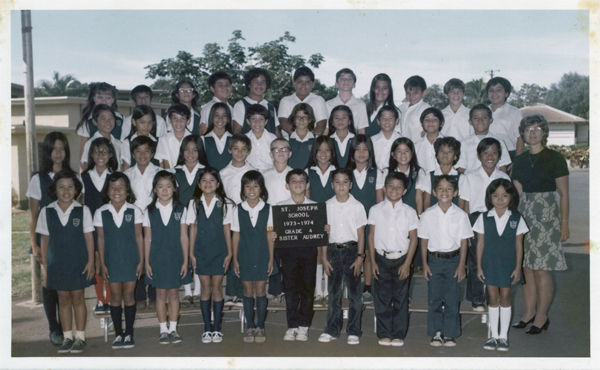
[184,283,192,297]
[499,305,511,339]
[315,264,323,297]
[193,274,201,296]
[489,305,499,338]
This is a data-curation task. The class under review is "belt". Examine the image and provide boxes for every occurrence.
[329,241,358,249]
[375,249,405,260]
[428,249,460,259]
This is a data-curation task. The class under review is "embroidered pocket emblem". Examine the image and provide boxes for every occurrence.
[125,214,132,223]
[510,221,518,229]
[216,200,223,208]
[73,218,81,227]
[174,212,182,221]
[308,145,312,151]
[368,176,375,184]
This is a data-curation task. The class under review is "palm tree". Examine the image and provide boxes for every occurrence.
[464,78,489,108]
[35,71,87,97]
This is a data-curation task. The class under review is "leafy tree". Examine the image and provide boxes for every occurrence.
[35,71,88,97]
[545,72,589,119]
[508,83,547,108]
[464,78,489,108]
[145,30,326,109]
[423,84,447,110]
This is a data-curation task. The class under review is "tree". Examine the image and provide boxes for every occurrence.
[508,83,547,108]
[464,78,489,108]
[545,72,589,119]
[423,84,447,110]
[35,71,88,97]
[145,30,326,108]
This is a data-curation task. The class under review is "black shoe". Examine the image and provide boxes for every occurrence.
[512,316,535,329]
[50,331,64,346]
[526,318,550,334]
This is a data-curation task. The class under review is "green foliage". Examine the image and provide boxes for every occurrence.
[12,224,32,296]
[423,84,447,110]
[545,72,589,119]
[547,144,589,163]
[464,78,489,108]
[35,71,88,97]
[145,30,327,109]
[508,83,548,108]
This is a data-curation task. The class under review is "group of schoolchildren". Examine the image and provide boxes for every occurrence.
[28,64,531,354]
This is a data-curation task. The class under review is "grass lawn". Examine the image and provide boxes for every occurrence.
[12,212,32,297]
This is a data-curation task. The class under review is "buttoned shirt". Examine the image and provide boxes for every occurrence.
[353,167,383,190]
[371,131,402,171]
[397,100,431,142]
[245,130,277,172]
[123,162,162,212]
[441,104,472,141]
[306,165,336,188]
[278,92,328,123]
[326,94,369,130]
[458,166,511,214]
[326,194,368,243]
[220,162,255,204]
[368,199,419,254]
[154,130,191,169]
[418,203,473,252]
[456,133,512,172]
[263,166,293,206]
[414,133,445,173]
[489,103,522,151]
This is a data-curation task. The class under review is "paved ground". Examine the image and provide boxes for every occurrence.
[7,169,592,368]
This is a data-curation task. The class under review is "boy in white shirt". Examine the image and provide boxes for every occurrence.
[440,79,472,141]
[396,75,431,142]
[155,104,192,169]
[368,172,418,347]
[233,68,280,137]
[371,106,402,172]
[419,175,473,347]
[244,104,278,172]
[326,68,368,135]
[414,107,445,173]
[199,72,234,136]
[486,77,524,161]
[121,85,170,140]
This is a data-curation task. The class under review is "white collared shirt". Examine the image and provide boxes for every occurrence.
[88,167,110,193]
[353,167,383,190]
[27,172,85,199]
[307,165,336,188]
[326,94,369,130]
[175,162,205,187]
[370,103,400,123]
[418,203,473,252]
[121,114,169,141]
[81,132,122,171]
[200,97,234,126]
[143,200,187,227]
[458,166,511,213]
[381,167,428,193]
[220,162,255,204]
[76,112,124,138]
[330,131,355,157]
[278,92,328,123]
[368,199,419,254]
[422,167,459,194]
[121,133,158,166]
[93,202,143,228]
[277,196,316,206]
[414,133,444,173]
[290,130,315,143]
[202,130,232,154]
[397,100,431,142]
[371,131,402,171]
[123,162,161,212]
[154,130,191,169]
[473,209,529,236]
[441,104,472,141]
[230,199,274,230]
[233,96,280,129]
[185,196,233,225]
[456,133,512,172]
[245,130,277,172]
[326,194,368,243]
[263,166,293,205]
[36,201,94,235]
[489,103,523,151]
[166,110,200,134]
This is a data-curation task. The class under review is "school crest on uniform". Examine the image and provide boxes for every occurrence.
[174,212,182,221]
[125,214,133,223]
[216,200,223,208]
[73,218,81,227]
[308,145,312,151]
[368,176,375,184]
[116,118,122,127]
[510,221,518,229]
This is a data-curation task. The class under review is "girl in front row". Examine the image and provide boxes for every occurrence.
[232,170,276,344]
[188,167,235,344]
[475,179,528,352]
[95,172,144,350]
[38,170,95,354]
[144,171,189,345]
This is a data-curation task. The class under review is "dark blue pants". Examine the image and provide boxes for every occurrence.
[427,253,461,338]
[280,247,318,328]
[324,245,362,338]
[373,253,410,340]
[466,212,485,303]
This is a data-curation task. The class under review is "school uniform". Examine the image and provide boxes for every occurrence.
[200,97,234,129]
[330,131,355,169]
[123,162,162,212]
[324,194,368,338]
[414,133,445,173]
[121,133,159,167]
[154,130,191,169]
[473,209,529,288]
[396,100,430,142]
[381,167,428,211]
[418,203,473,338]
[278,93,329,125]
[77,112,125,141]
[288,131,315,170]
[231,200,276,281]
[175,163,205,207]
[456,132,512,172]
[220,162,255,205]
[233,97,280,136]
[187,197,233,276]
[36,201,95,291]
[143,201,188,289]
[202,131,232,171]
[121,114,170,141]
[368,199,419,340]
[93,203,143,283]
[423,168,461,206]
[371,131,402,172]
[326,95,369,131]
[81,132,122,171]
[364,104,393,137]
[489,102,523,157]
[26,172,56,223]
[245,130,277,172]
[277,197,319,329]
[441,104,472,142]
[458,166,511,304]
[305,165,336,203]
[351,167,383,251]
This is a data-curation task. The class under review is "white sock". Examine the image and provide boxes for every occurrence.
[488,305,499,338]
[75,330,86,341]
[499,305,511,339]
[169,320,178,333]
[159,321,168,333]
[315,264,323,296]
[193,274,201,296]
[63,330,73,340]
[184,283,192,297]
[323,273,329,297]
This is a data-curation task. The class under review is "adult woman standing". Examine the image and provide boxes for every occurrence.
[511,114,569,334]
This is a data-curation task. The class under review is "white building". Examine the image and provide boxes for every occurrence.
[520,103,588,146]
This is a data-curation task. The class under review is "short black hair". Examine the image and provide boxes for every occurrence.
[168,103,191,121]
[286,169,309,184]
[477,137,502,160]
[384,171,408,189]
[229,133,252,152]
[130,135,156,156]
[48,169,83,200]
[420,107,445,131]
[92,104,116,122]
[335,68,356,83]
[485,77,512,98]
[469,104,493,121]
[245,104,269,121]
[208,71,232,88]
[432,174,458,193]
[332,168,353,183]
[404,75,427,92]
[244,68,271,91]
[131,85,153,101]
[443,78,465,94]
[293,66,315,82]
[434,137,461,166]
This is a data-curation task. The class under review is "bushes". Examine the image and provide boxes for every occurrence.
[548,144,589,168]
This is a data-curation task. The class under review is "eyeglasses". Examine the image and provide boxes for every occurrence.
[295,116,309,122]
[92,150,110,156]
[178,88,194,94]
[525,127,542,133]
[271,147,291,153]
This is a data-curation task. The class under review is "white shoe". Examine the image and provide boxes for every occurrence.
[391,339,404,347]
[378,338,391,346]
[347,335,360,345]
[212,332,223,343]
[318,333,337,342]
[224,296,236,307]
[284,328,298,341]
[296,326,309,341]
[202,332,212,343]
[313,295,323,308]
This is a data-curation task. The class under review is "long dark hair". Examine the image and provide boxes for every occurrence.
[171,80,200,113]
[366,73,395,117]
[76,82,118,133]
[39,131,72,176]
[147,170,179,213]
[305,135,339,169]
[327,105,356,136]
[84,137,118,173]
[205,102,233,135]
[240,170,268,203]
[101,172,137,204]
[346,134,376,171]
[126,105,157,139]
[191,167,234,217]
[175,135,208,167]
[485,178,520,213]
[388,137,419,186]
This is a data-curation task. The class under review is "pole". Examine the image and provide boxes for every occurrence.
[22,10,41,304]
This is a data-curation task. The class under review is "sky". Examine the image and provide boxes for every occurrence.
[10,8,589,98]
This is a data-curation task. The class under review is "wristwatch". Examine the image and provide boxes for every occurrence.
[357,253,366,259]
